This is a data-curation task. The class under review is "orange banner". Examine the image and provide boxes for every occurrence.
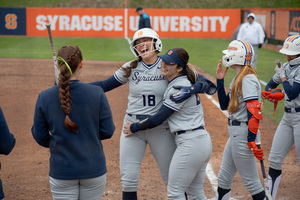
[27,8,240,38]
[27,8,125,37]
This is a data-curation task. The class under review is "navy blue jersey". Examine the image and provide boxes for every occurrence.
[32,80,115,180]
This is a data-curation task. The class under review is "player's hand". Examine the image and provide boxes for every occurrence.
[170,86,195,103]
[216,60,228,79]
[123,122,134,138]
[275,64,285,79]
[247,141,264,160]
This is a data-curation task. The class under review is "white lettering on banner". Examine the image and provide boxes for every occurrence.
[180,16,190,32]
[129,15,230,32]
[35,15,123,31]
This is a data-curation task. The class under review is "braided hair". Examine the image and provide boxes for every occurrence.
[57,45,82,133]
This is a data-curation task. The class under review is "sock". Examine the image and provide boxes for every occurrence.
[122,191,137,200]
[268,167,282,199]
[215,187,231,200]
[252,190,266,200]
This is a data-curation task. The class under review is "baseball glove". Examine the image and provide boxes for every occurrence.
[261,88,285,116]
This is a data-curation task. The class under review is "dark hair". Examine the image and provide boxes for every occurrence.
[57,45,82,133]
[173,48,197,84]
[121,57,142,78]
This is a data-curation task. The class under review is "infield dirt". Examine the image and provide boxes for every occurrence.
[0,58,298,199]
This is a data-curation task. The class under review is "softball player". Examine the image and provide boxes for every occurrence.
[215,40,266,200]
[0,106,16,200]
[265,35,300,199]
[91,28,215,200]
[32,46,115,200]
[123,48,216,200]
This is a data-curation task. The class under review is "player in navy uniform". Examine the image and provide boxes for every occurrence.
[265,35,300,199]
[32,45,115,200]
[215,40,266,200]
[123,48,216,200]
[0,106,16,200]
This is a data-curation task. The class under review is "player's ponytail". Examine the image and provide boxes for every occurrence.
[228,65,259,113]
[173,48,197,84]
[57,45,82,133]
[122,57,142,78]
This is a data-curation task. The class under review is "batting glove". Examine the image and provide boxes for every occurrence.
[170,86,195,103]
[275,62,285,79]
[247,141,264,161]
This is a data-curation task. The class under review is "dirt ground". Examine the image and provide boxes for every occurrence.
[0,58,299,200]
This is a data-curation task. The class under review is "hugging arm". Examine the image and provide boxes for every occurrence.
[170,74,217,103]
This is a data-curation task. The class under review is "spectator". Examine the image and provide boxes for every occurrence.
[136,7,151,29]
[237,13,265,70]
[0,106,16,199]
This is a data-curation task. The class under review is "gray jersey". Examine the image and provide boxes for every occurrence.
[114,58,168,115]
[163,75,204,133]
[228,74,261,122]
[272,63,300,108]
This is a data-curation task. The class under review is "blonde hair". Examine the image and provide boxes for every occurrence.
[228,65,259,113]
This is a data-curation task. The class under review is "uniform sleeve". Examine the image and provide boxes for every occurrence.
[89,75,123,92]
[217,79,229,110]
[31,94,51,148]
[164,87,186,112]
[265,78,279,91]
[0,107,16,155]
[242,75,260,101]
[98,92,115,140]
[130,105,174,133]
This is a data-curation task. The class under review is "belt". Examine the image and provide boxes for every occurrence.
[228,119,248,126]
[284,107,300,113]
[127,113,149,121]
[175,126,205,135]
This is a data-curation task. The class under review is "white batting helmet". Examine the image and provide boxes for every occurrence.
[279,35,300,56]
[222,40,254,67]
[130,28,162,57]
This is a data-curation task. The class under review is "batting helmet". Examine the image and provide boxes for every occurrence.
[279,35,300,56]
[222,40,254,67]
[130,28,162,57]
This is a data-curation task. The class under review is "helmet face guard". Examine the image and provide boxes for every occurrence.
[131,38,157,57]
[279,35,300,56]
[130,28,162,57]
[222,40,254,67]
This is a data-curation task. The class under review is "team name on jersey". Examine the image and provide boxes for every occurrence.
[132,71,166,84]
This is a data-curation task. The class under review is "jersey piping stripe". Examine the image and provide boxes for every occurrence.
[113,73,127,84]
[163,102,179,112]
[141,57,161,70]
[288,35,300,42]
[244,96,259,101]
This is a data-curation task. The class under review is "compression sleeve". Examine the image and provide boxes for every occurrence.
[130,105,175,133]
[89,75,123,92]
[265,78,279,91]
[282,81,300,100]
[216,79,229,110]
[247,110,256,142]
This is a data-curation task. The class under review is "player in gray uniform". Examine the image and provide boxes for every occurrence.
[91,28,216,200]
[265,35,300,199]
[215,40,266,200]
[123,48,216,200]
